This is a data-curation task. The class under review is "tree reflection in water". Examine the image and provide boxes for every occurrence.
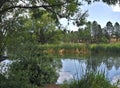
[58,54,120,83]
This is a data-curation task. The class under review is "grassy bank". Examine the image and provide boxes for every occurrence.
[38,43,120,55]
[39,43,90,55]
[91,43,120,54]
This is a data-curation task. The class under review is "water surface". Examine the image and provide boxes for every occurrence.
[57,55,120,84]
[0,54,120,85]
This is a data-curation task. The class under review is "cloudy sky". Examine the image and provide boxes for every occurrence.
[60,1,120,31]
[83,1,120,27]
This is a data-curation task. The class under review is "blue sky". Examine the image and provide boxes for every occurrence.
[83,1,120,27]
[60,1,120,31]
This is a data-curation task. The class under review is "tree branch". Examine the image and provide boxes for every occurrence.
[0,0,8,8]
[0,3,64,14]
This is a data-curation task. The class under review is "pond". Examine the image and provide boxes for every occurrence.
[57,54,120,84]
[0,54,120,85]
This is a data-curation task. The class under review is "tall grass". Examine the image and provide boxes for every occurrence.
[91,43,120,54]
[38,43,89,54]
[39,43,84,50]
[38,43,120,55]
[62,72,118,88]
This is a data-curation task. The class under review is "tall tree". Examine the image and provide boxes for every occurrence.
[97,25,103,42]
[91,21,98,42]
[31,11,62,44]
[106,21,114,37]
[91,21,103,43]
[102,27,110,43]
[114,22,120,41]
[82,21,91,43]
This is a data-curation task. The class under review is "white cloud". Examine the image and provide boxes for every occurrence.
[57,71,73,84]
[111,4,120,12]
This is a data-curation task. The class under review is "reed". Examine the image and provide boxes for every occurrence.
[91,43,120,54]
[38,43,89,54]
[38,43,120,55]
[62,72,118,88]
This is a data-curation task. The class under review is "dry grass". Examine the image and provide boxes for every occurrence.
[41,84,61,88]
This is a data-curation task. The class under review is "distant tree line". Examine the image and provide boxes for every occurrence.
[60,21,120,44]
[28,20,120,44]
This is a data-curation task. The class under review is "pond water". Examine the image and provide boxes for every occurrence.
[0,54,120,85]
[57,55,120,84]
[0,59,12,73]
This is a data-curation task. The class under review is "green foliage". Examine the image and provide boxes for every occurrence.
[29,12,63,44]
[0,14,59,88]
[0,0,84,57]
[0,73,7,88]
[0,55,58,88]
[0,0,82,24]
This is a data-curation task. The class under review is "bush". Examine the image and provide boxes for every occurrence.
[0,55,58,88]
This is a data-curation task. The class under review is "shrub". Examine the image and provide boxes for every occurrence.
[0,55,58,88]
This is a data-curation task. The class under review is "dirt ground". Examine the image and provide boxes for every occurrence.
[42,84,61,88]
